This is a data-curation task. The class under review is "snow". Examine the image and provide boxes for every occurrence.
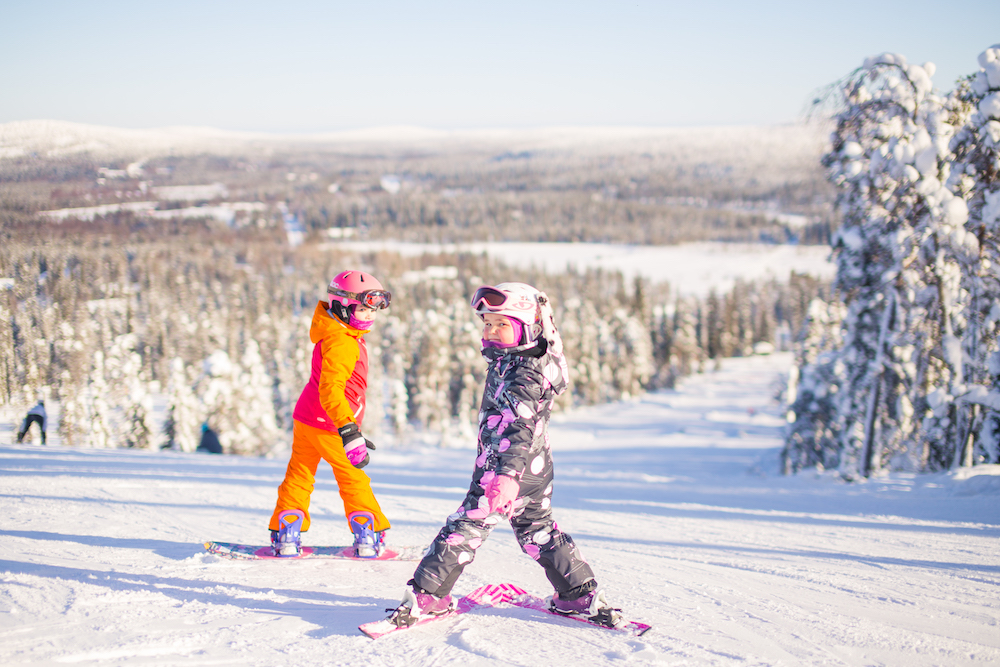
[3,352,999,666]
[152,183,229,202]
[979,93,1000,120]
[333,241,835,298]
[40,201,158,221]
[40,201,266,225]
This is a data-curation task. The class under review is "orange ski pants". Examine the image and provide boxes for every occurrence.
[269,420,390,533]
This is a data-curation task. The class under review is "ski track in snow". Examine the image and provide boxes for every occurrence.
[2,352,999,666]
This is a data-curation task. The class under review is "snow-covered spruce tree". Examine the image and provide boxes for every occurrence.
[163,357,200,451]
[447,306,483,443]
[375,312,411,439]
[799,53,954,477]
[195,342,281,456]
[108,332,156,449]
[648,303,676,389]
[405,305,455,438]
[782,298,846,473]
[948,44,1000,466]
[608,307,652,400]
[559,297,609,405]
[0,296,13,405]
[669,298,703,379]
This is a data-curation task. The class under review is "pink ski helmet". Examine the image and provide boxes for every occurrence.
[471,282,542,342]
[327,270,391,311]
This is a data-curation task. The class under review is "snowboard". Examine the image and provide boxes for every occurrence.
[359,582,511,639]
[203,541,425,561]
[501,583,652,636]
[359,582,651,639]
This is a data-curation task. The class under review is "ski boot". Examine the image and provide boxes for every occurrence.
[385,586,456,628]
[270,509,304,557]
[348,510,385,558]
[551,588,624,628]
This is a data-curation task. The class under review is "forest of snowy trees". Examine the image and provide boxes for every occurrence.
[0,117,836,455]
[0,227,825,454]
[17,47,1000,475]
[783,44,1000,477]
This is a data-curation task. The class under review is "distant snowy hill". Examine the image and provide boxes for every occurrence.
[0,120,268,159]
[2,353,998,666]
[0,119,828,168]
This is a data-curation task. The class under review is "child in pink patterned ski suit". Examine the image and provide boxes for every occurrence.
[383,282,622,628]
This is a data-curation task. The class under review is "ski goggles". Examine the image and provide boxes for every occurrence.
[471,286,509,311]
[328,287,392,310]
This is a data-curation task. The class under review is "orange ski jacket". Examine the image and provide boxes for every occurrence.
[292,301,370,431]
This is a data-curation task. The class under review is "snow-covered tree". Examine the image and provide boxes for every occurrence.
[788,46,1000,476]
[948,44,1000,466]
[823,54,951,477]
[608,308,652,399]
[782,299,846,473]
[164,357,200,451]
[195,342,281,455]
[405,305,455,436]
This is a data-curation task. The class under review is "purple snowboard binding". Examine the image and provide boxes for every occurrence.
[271,509,304,557]
[348,511,384,558]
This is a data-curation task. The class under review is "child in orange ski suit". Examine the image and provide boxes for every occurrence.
[269,270,391,557]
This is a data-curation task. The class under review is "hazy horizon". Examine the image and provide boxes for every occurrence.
[2,1,998,133]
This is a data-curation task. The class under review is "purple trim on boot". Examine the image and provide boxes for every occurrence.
[552,590,595,614]
[414,592,454,616]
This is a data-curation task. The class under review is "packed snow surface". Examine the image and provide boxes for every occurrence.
[2,353,999,666]
[335,241,835,298]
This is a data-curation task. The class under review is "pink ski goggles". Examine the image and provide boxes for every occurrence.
[328,287,392,310]
[470,286,509,311]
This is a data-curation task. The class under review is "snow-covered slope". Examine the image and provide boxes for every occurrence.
[2,353,998,666]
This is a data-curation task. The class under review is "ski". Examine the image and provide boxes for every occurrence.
[359,582,651,639]
[203,541,425,561]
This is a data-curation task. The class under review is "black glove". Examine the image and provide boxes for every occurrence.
[338,423,376,468]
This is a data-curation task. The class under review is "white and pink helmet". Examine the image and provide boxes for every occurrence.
[327,270,391,311]
[471,282,543,342]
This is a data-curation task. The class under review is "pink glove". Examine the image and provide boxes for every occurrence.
[338,423,374,469]
[485,474,520,516]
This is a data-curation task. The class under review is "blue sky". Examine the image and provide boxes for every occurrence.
[1,1,997,132]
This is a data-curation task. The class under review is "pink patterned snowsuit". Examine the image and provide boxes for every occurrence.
[411,337,597,598]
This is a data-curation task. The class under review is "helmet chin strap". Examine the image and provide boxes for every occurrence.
[328,301,350,325]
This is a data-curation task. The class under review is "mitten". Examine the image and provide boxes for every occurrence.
[484,474,520,516]
[338,423,375,469]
